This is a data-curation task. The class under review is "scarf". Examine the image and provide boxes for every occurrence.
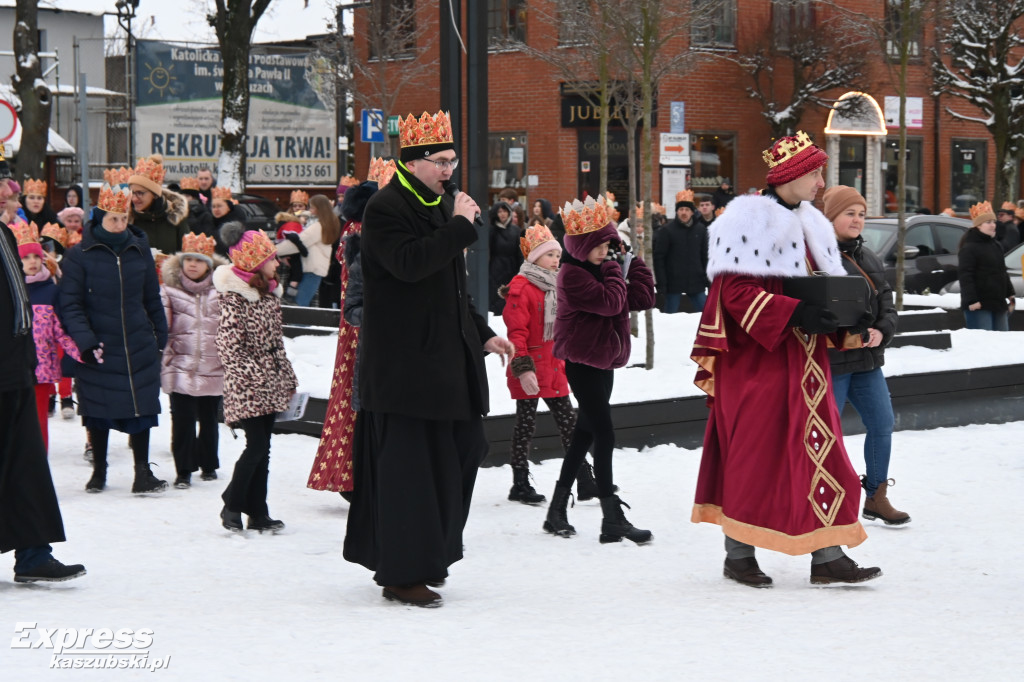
[92,223,133,253]
[25,269,52,285]
[0,225,32,336]
[231,265,277,295]
[518,261,558,341]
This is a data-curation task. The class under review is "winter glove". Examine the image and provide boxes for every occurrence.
[284,231,309,258]
[519,371,540,396]
[80,343,104,365]
[600,259,622,279]
[788,302,839,334]
[846,309,876,337]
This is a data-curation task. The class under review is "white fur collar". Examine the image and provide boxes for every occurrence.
[212,263,283,302]
[706,194,845,280]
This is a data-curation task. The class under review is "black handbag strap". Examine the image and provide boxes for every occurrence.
[841,252,878,296]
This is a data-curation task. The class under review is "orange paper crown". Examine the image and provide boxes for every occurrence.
[179,177,200,191]
[650,202,666,215]
[131,156,166,187]
[520,223,557,259]
[229,231,277,273]
[560,195,613,236]
[11,220,40,247]
[339,175,360,188]
[97,183,132,215]
[103,166,132,185]
[40,222,69,248]
[67,230,82,247]
[367,157,397,186]
[399,110,454,149]
[23,178,47,197]
[289,190,309,206]
[762,130,816,168]
[969,201,994,220]
[211,186,234,202]
[181,231,217,258]
[675,190,694,204]
[715,206,726,217]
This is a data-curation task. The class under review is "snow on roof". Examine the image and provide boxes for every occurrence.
[3,123,76,155]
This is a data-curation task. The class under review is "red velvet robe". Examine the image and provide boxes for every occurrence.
[690,273,867,555]
[307,220,361,492]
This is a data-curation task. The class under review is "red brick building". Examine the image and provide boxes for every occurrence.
[352,1,1016,217]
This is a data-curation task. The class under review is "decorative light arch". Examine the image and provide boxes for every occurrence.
[825,92,887,135]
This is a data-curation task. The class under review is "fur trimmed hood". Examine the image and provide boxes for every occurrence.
[161,251,230,290]
[706,194,844,280]
[212,263,282,302]
[341,181,378,222]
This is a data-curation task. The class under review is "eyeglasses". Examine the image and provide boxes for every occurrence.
[425,157,459,171]
[131,190,149,198]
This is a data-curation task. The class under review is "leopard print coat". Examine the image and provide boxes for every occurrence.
[213,265,297,426]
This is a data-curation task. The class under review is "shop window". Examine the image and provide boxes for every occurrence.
[884,138,923,213]
[558,0,589,46]
[691,0,736,49]
[951,139,987,213]
[884,0,921,60]
[488,0,527,48]
[689,133,736,192]
[488,132,528,205]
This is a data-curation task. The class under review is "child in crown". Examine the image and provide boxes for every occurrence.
[160,232,228,488]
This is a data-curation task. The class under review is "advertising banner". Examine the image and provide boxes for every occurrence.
[135,40,336,186]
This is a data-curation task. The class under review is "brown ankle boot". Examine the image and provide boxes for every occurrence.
[863,479,911,526]
[382,584,443,608]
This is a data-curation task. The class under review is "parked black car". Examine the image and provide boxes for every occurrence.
[232,193,279,236]
[861,215,972,294]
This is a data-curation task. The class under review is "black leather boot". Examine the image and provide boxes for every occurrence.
[543,483,576,537]
[599,495,652,545]
[576,461,600,501]
[508,468,546,505]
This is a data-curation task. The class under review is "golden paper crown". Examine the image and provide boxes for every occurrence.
[179,177,200,191]
[23,178,47,197]
[97,183,132,214]
[367,157,397,186]
[675,190,694,203]
[132,156,166,186]
[230,231,277,273]
[103,166,132,185]
[289,189,309,206]
[67,230,82,247]
[560,195,612,236]
[520,223,557,259]
[181,231,217,257]
[715,206,726,217]
[941,207,956,217]
[762,130,815,168]
[339,175,360,188]
[40,222,68,247]
[211,186,234,201]
[969,201,994,220]
[399,110,454,149]
[11,220,40,247]
[651,202,666,215]
[999,201,1016,212]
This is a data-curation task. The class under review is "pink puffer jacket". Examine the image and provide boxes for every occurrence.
[160,254,227,396]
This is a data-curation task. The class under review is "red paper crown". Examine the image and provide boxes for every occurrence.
[520,223,557,259]
[11,220,40,247]
[211,186,234,202]
[367,157,397,186]
[289,190,309,206]
[23,178,47,197]
[97,184,132,214]
[229,231,277,273]
[103,166,132,185]
[40,222,69,248]
[560,195,612,236]
[179,177,200,191]
[181,231,217,257]
[399,110,454,149]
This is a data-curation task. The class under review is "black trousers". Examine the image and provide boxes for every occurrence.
[557,361,616,497]
[222,413,275,517]
[169,393,220,476]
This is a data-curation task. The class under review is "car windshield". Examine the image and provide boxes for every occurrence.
[1005,243,1024,274]
[861,222,893,255]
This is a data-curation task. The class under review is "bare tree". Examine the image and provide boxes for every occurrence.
[727,2,870,138]
[932,0,1024,207]
[12,0,51,183]
[317,0,437,157]
[207,0,273,192]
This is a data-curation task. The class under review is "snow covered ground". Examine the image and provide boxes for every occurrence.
[5,294,1021,679]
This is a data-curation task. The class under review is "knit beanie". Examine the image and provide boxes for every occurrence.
[822,186,866,223]
[221,222,276,273]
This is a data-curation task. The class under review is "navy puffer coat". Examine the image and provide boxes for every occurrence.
[59,222,168,419]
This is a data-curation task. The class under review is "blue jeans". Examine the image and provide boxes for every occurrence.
[832,368,894,497]
[963,308,1009,331]
[294,272,323,306]
[663,291,707,314]
[14,545,53,573]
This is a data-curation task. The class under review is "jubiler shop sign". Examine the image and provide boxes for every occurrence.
[559,83,657,128]
[134,40,336,185]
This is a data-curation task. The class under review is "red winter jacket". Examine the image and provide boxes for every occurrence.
[502,274,570,400]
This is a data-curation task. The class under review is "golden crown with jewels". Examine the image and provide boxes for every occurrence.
[23,178,47,197]
[367,157,397,186]
[520,223,557,259]
[762,130,815,168]
[40,222,69,248]
[211,186,234,202]
[179,177,200,191]
[181,231,217,257]
[103,166,132,185]
[97,183,132,214]
[131,156,166,186]
[560,195,612,236]
[11,220,40,247]
[399,110,454,150]
[338,175,360,188]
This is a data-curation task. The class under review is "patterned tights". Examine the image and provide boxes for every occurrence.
[509,396,576,470]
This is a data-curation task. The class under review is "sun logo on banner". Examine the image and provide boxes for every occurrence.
[143,60,176,98]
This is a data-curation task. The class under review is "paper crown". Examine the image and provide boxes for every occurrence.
[23,178,47,197]
[998,201,1016,213]
[650,202,666,215]
[763,131,816,169]
[289,189,309,206]
[181,231,216,258]
[399,110,454,149]
[97,183,132,215]
[229,230,277,273]
[367,157,397,186]
[940,207,956,217]
[520,223,557,259]
[338,175,360,188]
[11,220,40,247]
[40,222,69,248]
[130,156,167,191]
[67,230,82,247]
[560,195,613,236]
[715,206,726,217]
[103,166,132,185]
[211,186,234,201]
[675,189,694,204]
[969,201,996,226]
[179,177,200,191]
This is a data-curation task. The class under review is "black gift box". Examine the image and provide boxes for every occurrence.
[781,273,871,327]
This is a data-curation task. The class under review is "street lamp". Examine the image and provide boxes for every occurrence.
[115,0,140,163]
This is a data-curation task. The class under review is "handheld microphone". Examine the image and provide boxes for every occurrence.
[445,182,481,222]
